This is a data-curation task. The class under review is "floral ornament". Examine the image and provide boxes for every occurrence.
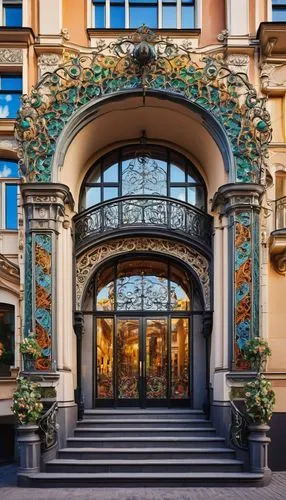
[243,337,271,373]
[11,376,43,425]
[19,332,42,360]
[244,375,275,425]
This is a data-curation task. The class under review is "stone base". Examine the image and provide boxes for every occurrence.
[56,403,77,448]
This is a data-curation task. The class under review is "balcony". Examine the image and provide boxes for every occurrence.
[74,196,213,252]
[270,196,286,274]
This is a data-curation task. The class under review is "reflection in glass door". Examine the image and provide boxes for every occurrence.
[95,315,191,405]
[117,319,139,399]
[145,319,167,400]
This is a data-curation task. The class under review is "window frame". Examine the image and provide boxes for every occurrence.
[80,145,206,212]
[0,73,22,120]
[90,0,196,29]
[0,159,19,230]
[1,0,22,27]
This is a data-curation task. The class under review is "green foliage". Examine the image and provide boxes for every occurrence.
[243,337,271,373]
[11,377,43,425]
[19,332,42,360]
[244,375,275,424]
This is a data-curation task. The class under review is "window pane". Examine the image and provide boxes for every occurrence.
[273,1,286,4]
[272,8,286,20]
[103,162,118,182]
[94,4,105,27]
[0,75,22,91]
[170,164,185,182]
[0,93,21,119]
[163,5,176,28]
[5,184,17,229]
[171,187,186,202]
[0,304,14,376]
[182,5,195,28]
[86,186,101,207]
[110,5,125,28]
[103,187,118,201]
[4,4,22,27]
[0,160,18,178]
[130,6,157,28]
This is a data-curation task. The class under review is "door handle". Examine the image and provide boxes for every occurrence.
[139,360,143,377]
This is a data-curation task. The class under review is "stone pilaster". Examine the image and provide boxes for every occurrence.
[212,183,264,370]
[21,183,73,372]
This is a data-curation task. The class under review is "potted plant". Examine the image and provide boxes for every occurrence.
[243,337,271,373]
[243,338,275,477]
[19,332,42,371]
[11,376,43,474]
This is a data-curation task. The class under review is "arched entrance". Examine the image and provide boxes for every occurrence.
[82,255,205,408]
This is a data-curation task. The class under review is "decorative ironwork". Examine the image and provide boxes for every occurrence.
[117,275,169,311]
[122,153,167,196]
[230,400,249,450]
[74,196,212,249]
[34,233,52,371]
[38,401,58,452]
[15,27,271,184]
[76,237,211,310]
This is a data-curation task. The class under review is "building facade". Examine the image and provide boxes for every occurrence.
[0,0,286,482]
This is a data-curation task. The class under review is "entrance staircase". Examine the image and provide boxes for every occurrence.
[20,408,264,487]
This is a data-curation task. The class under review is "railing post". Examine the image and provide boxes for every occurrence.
[74,311,84,420]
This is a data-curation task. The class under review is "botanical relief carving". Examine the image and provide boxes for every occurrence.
[226,55,249,76]
[0,48,22,64]
[261,63,286,91]
[38,54,61,78]
[0,137,17,152]
[0,253,20,284]
[76,237,211,311]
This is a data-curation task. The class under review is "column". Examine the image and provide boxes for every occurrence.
[212,183,264,370]
[21,183,73,373]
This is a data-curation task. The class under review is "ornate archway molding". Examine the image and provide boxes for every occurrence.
[76,236,211,311]
[15,26,271,184]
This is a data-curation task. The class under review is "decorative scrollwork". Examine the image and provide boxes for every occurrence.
[15,26,271,185]
[230,400,249,450]
[74,196,212,249]
[76,237,211,310]
[38,401,58,452]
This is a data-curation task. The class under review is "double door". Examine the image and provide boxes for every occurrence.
[96,316,190,406]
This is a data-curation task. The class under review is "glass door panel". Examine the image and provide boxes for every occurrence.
[171,318,189,399]
[117,319,139,399]
[96,318,114,399]
[145,318,168,399]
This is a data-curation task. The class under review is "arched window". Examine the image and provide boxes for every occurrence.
[80,145,206,211]
[0,303,14,376]
[0,159,19,229]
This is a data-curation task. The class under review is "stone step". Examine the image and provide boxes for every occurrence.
[77,418,212,428]
[46,458,244,474]
[83,409,206,420]
[74,427,216,438]
[67,436,226,449]
[58,447,236,460]
[18,471,264,488]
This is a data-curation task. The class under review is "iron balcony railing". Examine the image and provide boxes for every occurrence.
[275,196,286,230]
[74,195,213,250]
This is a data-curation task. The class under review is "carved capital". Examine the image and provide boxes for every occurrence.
[226,54,249,75]
[38,53,61,78]
[21,183,74,232]
[212,183,265,215]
